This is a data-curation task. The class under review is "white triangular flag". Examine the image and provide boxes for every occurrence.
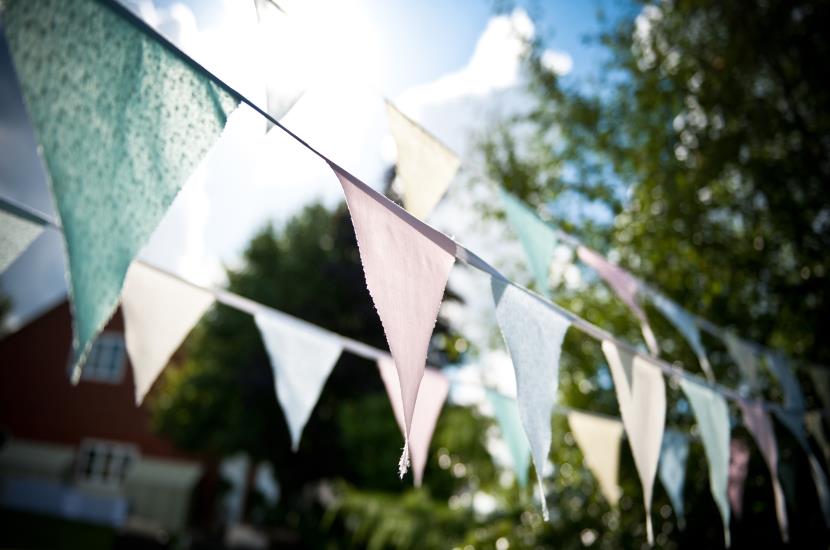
[386,101,461,220]
[0,206,44,273]
[254,310,343,450]
[568,410,624,506]
[601,340,666,545]
[121,262,214,405]
[724,333,761,392]
[378,358,449,486]
[491,278,571,520]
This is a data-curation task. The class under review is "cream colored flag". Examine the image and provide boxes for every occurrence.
[386,101,460,220]
[568,410,624,506]
[121,262,215,405]
[601,340,667,545]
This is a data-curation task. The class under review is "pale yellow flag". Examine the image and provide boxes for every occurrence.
[568,410,624,506]
[386,101,460,220]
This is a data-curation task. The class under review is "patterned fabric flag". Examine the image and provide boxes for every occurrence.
[577,246,659,355]
[724,333,761,393]
[333,165,455,475]
[486,390,532,488]
[680,377,731,547]
[121,262,214,405]
[491,278,571,520]
[567,410,624,507]
[601,341,666,544]
[659,430,690,529]
[739,400,789,542]
[648,289,715,381]
[3,0,237,378]
[765,352,805,411]
[255,311,343,450]
[385,101,460,220]
[0,205,43,273]
[378,358,449,486]
[499,190,559,297]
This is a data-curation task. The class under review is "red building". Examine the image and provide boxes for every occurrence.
[0,300,214,536]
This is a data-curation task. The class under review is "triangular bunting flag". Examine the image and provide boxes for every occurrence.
[739,400,789,542]
[648,289,715,381]
[679,377,731,547]
[486,390,532,488]
[121,262,215,405]
[3,0,237,379]
[724,334,761,393]
[499,190,559,297]
[578,246,659,355]
[659,430,690,529]
[567,410,624,506]
[773,408,830,527]
[805,412,830,467]
[333,165,456,474]
[378,358,449,486]
[0,205,43,273]
[255,311,343,450]
[601,340,666,544]
[765,352,805,411]
[491,278,571,520]
[253,0,306,129]
[385,101,460,220]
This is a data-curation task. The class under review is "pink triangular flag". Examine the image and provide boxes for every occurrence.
[578,246,659,355]
[739,400,789,542]
[332,165,456,476]
[378,357,450,486]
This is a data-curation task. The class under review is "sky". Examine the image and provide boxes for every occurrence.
[0,0,632,340]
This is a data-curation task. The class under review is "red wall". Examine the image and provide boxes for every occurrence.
[0,301,190,459]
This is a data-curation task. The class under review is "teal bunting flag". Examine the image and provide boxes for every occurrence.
[2,0,237,376]
[487,389,532,488]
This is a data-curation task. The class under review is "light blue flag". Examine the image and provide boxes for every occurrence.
[3,0,237,377]
[499,190,558,297]
[491,277,571,520]
[648,290,715,382]
[765,352,805,411]
[679,377,731,547]
[659,430,690,530]
[772,407,830,527]
[0,201,44,273]
[487,389,532,488]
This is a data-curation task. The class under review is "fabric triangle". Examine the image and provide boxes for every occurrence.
[486,390,532,488]
[601,340,666,544]
[724,333,761,393]
[385,101,460,220]
[491,278,570,521]
[499,190,559,297]
[647,289,714,381]
[659,430,690,529]
[567,410,624,507]
[0,206,43,273]
[578,246,659,355]
[378,358,449,486]
[333,165,455,474]
[764,352,805,411]
[255,311,343,450]
[679,377,731,547]
[805,412,830,468]
[739,400,789,542]
[3,0,237,379]
[773,407,830,527]
[121,262,215,405]
[809,368,830,411]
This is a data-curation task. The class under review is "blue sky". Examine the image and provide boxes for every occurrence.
[0,0,633,329]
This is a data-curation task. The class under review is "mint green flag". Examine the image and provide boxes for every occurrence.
[487,389,532,488]
[3,0,237,376]
[499,190,558,297]
[680,377,731,547]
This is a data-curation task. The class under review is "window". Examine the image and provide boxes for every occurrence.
[76,439,138,486]
[73,331,127,383]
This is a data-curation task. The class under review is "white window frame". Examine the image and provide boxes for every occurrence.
[69,331,127,384]
[75,439,139,486]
